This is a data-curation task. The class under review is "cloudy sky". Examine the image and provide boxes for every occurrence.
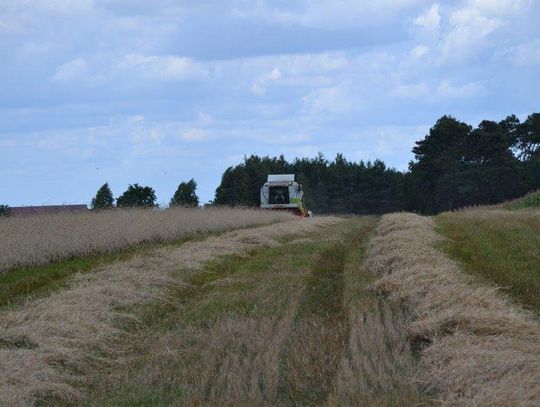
[1,0,539,206]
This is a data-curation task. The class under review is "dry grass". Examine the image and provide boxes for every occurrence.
[88,221,347,406]
[366,212,540,405]
[0,207,293,273]
[331,218,423,406]
[0,216,340,406]
[86,217,424,406]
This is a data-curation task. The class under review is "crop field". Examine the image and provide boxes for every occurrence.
[0,207,293,273]
[0,206,539,406]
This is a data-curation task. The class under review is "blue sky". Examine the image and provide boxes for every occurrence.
[1,0,539,206]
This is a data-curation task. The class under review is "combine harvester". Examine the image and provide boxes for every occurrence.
[260,174,310,217]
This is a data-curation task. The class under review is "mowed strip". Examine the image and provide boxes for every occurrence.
[0,217,339,406]
[85,217,422,406]
[367,213,540,405]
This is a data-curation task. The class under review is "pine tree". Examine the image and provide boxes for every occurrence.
[91,183,114,210]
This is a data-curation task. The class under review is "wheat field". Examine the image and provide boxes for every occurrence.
[0,207,293,273]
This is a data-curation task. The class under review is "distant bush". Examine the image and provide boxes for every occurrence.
[0,205,11,217]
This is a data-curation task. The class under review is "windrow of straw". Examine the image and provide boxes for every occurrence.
[0,216,341,406]
[366,213,540,406]
[0,207,293,273]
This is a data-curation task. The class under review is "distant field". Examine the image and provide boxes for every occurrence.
[436,209,540,312]
[0,207,292,273]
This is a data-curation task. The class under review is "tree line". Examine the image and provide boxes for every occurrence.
[214,113,540,214]
[2,113,538,216]
[91,179,199,209]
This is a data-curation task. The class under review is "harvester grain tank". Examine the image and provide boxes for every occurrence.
[260,174,309,216]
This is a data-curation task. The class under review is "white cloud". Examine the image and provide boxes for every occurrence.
[197,112,214,126]
[232,0,427,28]
[51,53,209,86]
[391,82,430,98]
[413,4,441,30]
[118,53,208,81]
[181,128,208,141]
[503,39,540,66]
[250,67,283,95]
[437,79,483,97]
[31,0,95,14]
[390,79,483,99]
[470,0,532,16]
[269,67,282,81]
[302,84,356,114]
[51,58,89,83]
[438,8,503,62]
[18,41,55,57]
[435,0,533,63]
[410,44,430,58]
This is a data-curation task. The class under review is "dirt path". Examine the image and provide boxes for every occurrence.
[0,217,340,406]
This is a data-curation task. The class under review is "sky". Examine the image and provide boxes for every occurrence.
[1,0,539,206]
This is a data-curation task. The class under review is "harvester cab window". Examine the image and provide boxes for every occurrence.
[269,186,289,204]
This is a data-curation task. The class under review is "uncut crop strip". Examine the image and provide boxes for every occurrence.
[0,207,293,273]
[331,218,423,406]
[366,213,540,405]
[0,217,341,406]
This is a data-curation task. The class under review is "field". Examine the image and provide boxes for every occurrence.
[436,209,540,312]
[0,207,539,405]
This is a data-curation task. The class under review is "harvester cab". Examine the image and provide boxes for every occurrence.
[260,174,309,216]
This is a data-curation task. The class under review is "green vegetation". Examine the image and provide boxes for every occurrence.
[117,183,157,207]
[436,210,540,312]
[170,178,199,207]
[505,189,540,209]
[91,183,114,210]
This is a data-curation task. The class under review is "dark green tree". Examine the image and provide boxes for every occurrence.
[213,153,405,214]
[409,116,471,213]
[0,205,11,217]
[517,113,540,160]
[117,184,157,208]
[461,120,523,205]
[170,179,199,207]
[515,114,540,192]
[91,183,114,210]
